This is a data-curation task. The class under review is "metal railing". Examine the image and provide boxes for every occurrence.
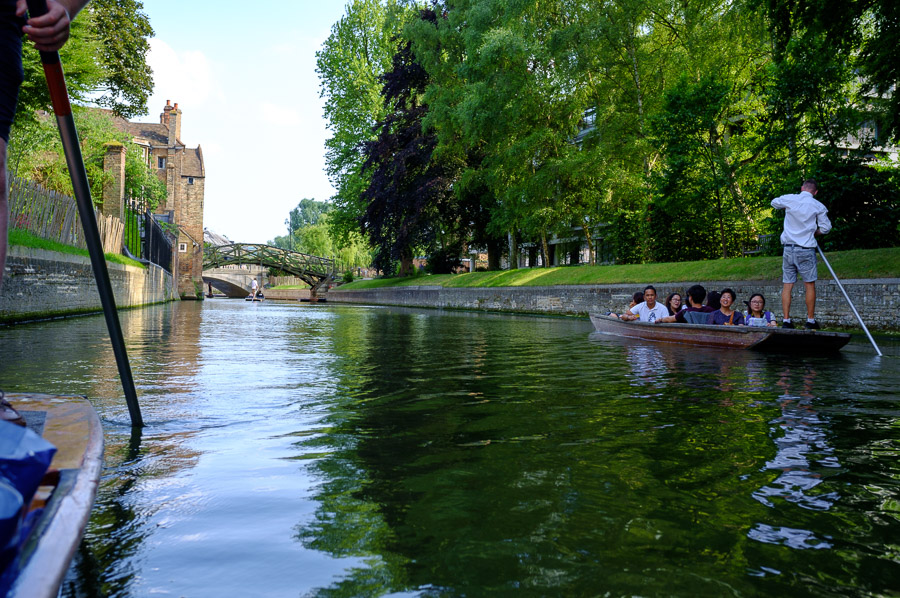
[124,196,173,272]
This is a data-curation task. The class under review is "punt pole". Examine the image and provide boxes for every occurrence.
[816,244,882,356]
[26,0,144,426]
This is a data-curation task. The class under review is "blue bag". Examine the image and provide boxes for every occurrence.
[0,421,57,506]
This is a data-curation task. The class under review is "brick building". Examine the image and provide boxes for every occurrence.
[103,100,206,298]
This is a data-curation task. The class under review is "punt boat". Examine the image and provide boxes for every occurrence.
[589,313,852,352]
[1,393,103,598]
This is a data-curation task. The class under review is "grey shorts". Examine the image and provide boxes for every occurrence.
[782,246,817,283]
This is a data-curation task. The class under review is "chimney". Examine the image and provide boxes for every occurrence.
[168,101,182,146]
[160,99,172,125]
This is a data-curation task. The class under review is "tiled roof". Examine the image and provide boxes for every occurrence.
[204,228,231,246]
[182,146,204,177]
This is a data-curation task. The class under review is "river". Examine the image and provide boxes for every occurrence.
[1,300,898,596]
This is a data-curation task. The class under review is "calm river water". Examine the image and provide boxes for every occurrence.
[1,300,899,597]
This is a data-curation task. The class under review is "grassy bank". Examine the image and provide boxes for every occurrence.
[10,228,145,268]
[335,247,900,290]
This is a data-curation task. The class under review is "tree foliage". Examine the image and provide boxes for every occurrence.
[317,0,900,270]
[359,9,457,275]
[316,0,413,245]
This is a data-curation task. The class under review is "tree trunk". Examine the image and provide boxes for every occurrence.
[542,233,552,268]
[581,223,594,264]
[716,189,727,259]
[487,238,502,271]
[400,248,414,276]
[508,231,518,269]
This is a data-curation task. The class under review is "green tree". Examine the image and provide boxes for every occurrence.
[89,0,155,118]
[316,0,413,245]
[359,9,456,275]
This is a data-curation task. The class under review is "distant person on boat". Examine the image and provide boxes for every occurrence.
[250,277,259,298]
[744,293,777,327]
[620,285,669,323]
[706,290,721,311]
[772,178,832,329]
[658,284,716,324]
[710,288,745,326]
[0,0,89,294]
[664,292,684,317]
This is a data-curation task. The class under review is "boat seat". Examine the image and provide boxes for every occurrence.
[684,311,712,325]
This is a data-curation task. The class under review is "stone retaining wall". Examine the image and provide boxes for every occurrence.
[1,246,176,324]
[328,279,900,331]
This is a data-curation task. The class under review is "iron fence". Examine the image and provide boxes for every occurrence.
[124,196,173,273]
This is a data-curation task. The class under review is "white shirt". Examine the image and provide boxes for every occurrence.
[771,190,831,248]
[251,280,258,290]
[629,301,670,323]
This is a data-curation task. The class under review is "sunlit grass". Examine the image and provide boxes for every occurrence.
[9,227,145,268]
[337,247,899,290]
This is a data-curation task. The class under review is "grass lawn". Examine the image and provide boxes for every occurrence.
[9,228,145,269]
[335,247,900,290]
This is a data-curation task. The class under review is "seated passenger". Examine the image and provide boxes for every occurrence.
[744,293,777,327]
[658,284,716,323]
[710,288,745,326]
[621,285,669,323]
[665,292,685,316]
[609,291,644,318]
[706,290,722,310]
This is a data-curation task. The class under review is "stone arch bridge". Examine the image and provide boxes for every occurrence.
[202,244,335,298]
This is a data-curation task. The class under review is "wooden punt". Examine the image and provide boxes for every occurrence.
[3,393,103,598]
[589,313,852,352]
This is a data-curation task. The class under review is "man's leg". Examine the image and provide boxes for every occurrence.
[781,282,793,320]
[0,138,7,293]
[804,281,816,320]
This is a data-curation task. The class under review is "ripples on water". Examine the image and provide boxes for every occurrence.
[1,300,899,596]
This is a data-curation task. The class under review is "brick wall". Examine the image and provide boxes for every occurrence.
[327,279,900,331]
[1,246,177,324]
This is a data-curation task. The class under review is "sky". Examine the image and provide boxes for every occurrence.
[138,1,349,243]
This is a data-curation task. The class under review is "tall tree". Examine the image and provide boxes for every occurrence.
[359,9,456,275]
[316,0,412,245]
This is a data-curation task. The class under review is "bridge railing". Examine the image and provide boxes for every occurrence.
[203,244,337,289]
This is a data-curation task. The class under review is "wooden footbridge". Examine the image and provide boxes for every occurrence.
[203,244,335,294]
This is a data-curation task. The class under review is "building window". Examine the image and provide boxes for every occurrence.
[179,242,187,253]
[188,177,194,185]
[158,157,166,169]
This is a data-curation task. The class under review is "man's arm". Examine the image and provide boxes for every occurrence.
[16,0,90,52]
[771,194,789,210]
[816,209,832,236]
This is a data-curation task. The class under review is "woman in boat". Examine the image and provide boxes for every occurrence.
[710,288,745,326]
[664,292,684,317]
[743,293,777,327]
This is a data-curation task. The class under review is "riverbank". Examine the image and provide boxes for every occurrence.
[327,278,900,331]
[337,247,900,290]
[0,246,176,324]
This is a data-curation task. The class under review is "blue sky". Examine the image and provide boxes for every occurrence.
[139,1,348,243]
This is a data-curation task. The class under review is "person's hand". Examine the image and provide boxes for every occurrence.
[16,0,74,52]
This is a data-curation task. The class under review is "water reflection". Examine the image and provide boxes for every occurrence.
[0,303,898,596]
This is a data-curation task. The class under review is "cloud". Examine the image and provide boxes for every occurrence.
[147,38,215,109]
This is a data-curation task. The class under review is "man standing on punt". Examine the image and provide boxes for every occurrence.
[771,178,831,330]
